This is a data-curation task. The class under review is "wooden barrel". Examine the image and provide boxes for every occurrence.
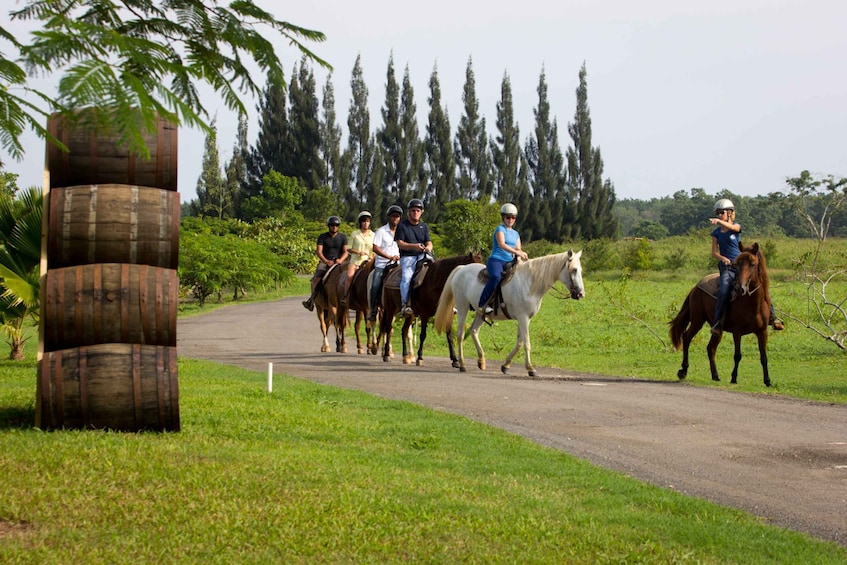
[47,184,180,269]
[42,264,178,351]
[46,111,178,191]
[36,343,180,431]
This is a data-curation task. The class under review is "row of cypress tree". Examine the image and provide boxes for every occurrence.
[189,55,618,243]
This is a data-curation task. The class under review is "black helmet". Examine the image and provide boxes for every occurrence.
[387,205,403,217]
[407,198,424,210]
[327,215,341,226]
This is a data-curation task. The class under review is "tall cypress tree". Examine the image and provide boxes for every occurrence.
[196,116,225,218]
[525,67,566,242]
[424,65,455,223]
[377,54,401,212]
[246,73,289,213]
[566,63,618,240]
[224,113,249,219]
[288,57,324,190]
[490,72,531,231]
[399,65,426,208]
[319,75,344,197]
[454,57,493,201]
[344,55,374,217]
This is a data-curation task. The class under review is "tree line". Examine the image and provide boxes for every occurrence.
[186,56,619,243]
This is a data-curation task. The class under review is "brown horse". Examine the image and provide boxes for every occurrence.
[377,252,482,366]
[669,242,772,386]
[338,258,376,355]
[313,263,347,353]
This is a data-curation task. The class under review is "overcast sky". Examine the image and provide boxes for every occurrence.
[4,0,846,203]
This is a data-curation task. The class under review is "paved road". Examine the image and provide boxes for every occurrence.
[178,297,847,546]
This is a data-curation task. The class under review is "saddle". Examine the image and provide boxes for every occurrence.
[383,256,434,291]
[477,260,518,319]
[696,273,738,302]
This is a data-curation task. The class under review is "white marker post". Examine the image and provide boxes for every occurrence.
[267,362,273,393]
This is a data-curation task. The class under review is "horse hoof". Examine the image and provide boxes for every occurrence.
[403,356,412,365]
[501,365,509,375]
[478,361,485,371]
[383,356,390,363]
[764,378,771,387]
[529,370,537,377]
[416,359,423,367]
[321,345,330,353]
[452,361,460,369]
[459,366,467,373]
[712,376,721,382]
[357,348,364,355]
[677,370,687,380]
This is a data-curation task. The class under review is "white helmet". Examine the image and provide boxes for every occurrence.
[714,198,735,212]
[357,210,372,223]
[500,203,518,216]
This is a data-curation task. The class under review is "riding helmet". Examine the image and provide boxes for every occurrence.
[357,210,372,225]
[387,204,403,217]
[326,215,341,226]
[714,198,735,212]
[407,198,424,210]
[500,203,518,216]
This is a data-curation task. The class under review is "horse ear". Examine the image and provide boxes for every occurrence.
[751,242,759,254]
[567,248,574,258]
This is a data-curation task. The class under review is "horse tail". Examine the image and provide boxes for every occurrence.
[669,289,692,351]
[434,268,459,335]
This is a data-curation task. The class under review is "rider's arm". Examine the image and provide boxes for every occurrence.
[711,236,730,266]
[316,243,332,266]
[495,231,528,260]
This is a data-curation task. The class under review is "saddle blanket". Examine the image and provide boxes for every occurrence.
[696,273,738,302]
[383,261,430,291]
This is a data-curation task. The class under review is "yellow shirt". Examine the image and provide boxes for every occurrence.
[349,229,374,266]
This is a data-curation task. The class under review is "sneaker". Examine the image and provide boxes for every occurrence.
[772,319,785,331]
[483,306,494,315]
[710,323,722,336]
[401,304,414,316]
[302,299,314,312]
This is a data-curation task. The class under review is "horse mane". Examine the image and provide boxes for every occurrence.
[520,252,571,297]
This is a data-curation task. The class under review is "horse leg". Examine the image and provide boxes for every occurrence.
[456,308,469,372]
[381,318,393,362]
[468,313,487,371]
[707,333,722,381]
[416,317,428,366]
[318,309,330,353]
[522,320,537,377]
[757,331,770,387]
[730,333,743,384]
[402,317,414,365]
[354,311,364,354]
[446,328,460,368]
[335,307,347,353]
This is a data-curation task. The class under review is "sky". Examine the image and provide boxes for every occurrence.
[3,0,846,203]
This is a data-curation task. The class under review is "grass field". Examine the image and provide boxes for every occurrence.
[2,352,846,563]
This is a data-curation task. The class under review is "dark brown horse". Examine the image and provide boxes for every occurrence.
[338,258,376,355]
[377,252,482,366]
[669,242,772,386]
[313,263,347,353]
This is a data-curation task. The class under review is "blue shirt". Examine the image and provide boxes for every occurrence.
[489,224,519,262]
[712,225,741,263]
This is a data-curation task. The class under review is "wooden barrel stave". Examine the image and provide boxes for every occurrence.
[43,264,178,351]
[47,112,178,191]
[37,343,180,431]
[47,184,179,269]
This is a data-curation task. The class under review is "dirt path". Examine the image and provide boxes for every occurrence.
[177,297,847,546]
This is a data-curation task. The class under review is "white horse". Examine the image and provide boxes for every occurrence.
[433,250,585,377]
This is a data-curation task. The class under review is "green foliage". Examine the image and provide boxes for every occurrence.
[242,171,306,220]
[630,219,668,240]
[9,0,329,161]
[581,237,618,271]
[242,217,314,274]
[178,230,293,307]
[440,199,500,255]
[301,186,336,222]
[621,238,654,271]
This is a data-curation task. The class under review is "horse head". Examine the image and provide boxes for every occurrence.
[560,249,586,300]
[735,242,762,296]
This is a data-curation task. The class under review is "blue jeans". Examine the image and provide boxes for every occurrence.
[479,258,507,308]
[714,263,736,324]
[400,254,423,305]
[369,267,386,312]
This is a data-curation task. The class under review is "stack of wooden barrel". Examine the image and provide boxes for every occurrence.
[36,111,181,431]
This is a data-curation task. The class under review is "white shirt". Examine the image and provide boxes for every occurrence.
[373,223,399,269]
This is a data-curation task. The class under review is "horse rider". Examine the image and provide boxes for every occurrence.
[478,202,528,315]
[395,198,432,316]
[368,205,403,322]
[709,198,783,334]
[302,215,348,312]
[343,210,374,305]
